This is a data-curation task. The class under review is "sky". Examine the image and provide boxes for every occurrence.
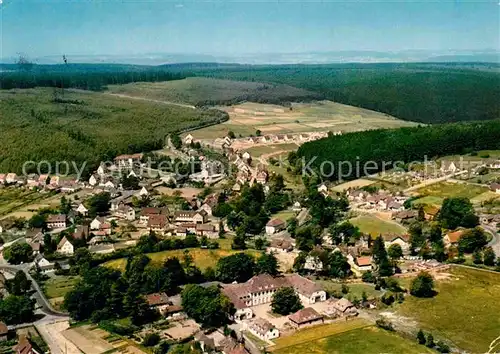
[0,0,499,61]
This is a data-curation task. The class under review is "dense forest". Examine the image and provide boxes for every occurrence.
[0,88,228,175]
[189,63,500,124]
[295,120,500,181]
[0,63,185,91]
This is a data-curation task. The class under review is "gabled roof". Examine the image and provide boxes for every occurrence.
[144,292,170,306]
[47,214,66,223]
[355,256,372,267]
[266,218,285,227]
[288,307,323,325]
[57,236,72,249]
[446,229,466,243]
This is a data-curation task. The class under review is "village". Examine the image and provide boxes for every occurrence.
[0,130,499,354]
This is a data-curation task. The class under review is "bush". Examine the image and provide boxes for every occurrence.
[410,272,435,298]
[143,333,160,347]
[375,318,394,331]
[436,341,450,353]
[362,270,375,283]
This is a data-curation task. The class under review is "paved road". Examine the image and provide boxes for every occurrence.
[105,92,197,109]
[0,264,68,317]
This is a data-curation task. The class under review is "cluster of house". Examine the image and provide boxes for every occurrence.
[235,132,330,146]
[231,153,269,189]
[346,189,407,212]
[0,173,80,192]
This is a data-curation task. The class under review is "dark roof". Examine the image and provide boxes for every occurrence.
[266,218,285,227]
[144,292,170,306]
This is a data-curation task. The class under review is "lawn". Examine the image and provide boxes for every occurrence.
[272,326,434,354]
[315,281,382,300]
[396,266,500,353]
[244,143,299,157]
[272,210,297,222]
[103,248,263,272]
[415,182,488,204]
[350,214,407,236]
[43,275,80,299]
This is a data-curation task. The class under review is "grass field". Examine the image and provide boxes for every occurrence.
[315,281,383,300]
[396,266,500,353]
[270,319,370,352]
[190,100,417,139]
[415,182,488,205]
[0,188,51,217]
[43,275,80,299]
[244,143,299,157]
[273,326,434,354]
[331,178,376,192]
[350,214,407,236]
[103,248,262,272]
[0,88,226,174]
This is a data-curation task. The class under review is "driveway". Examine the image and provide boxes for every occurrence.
[484,224,500,257]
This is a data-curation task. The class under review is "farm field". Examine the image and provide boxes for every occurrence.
[43,275,80,299]
[0,188,51,217]
[244,143,299,157]
[0,88,226,174]
[350,214,407,236]
[331,178,376,192]
[190,100,417,140]
[103,248,262,272]
[413,182,488,205]
[273,326,434,354]
[396,266,500,353]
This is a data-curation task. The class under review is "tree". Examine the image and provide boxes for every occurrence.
[255,129,262,136]
[257,253,279,276]
[426,333,435,348]
[29,214,46,229]
[417,329,426,345]
[0,295,35,324]
[417,206,425,221]
[458,227,488,253]
[227,131,236,139]
[287,217,298,237]
[329,221,360,245]
[143,333,161,347]
[181,284,234,328]
[295,225,323,252]
[436,341,450,353]
[472,250,483,264]
[231,232,247,250]
[410,272,435,298]
[3,242,34,264]
[87,192,111,216]
[254,238,265,250]
[387,244,403,262]
[438,197,478,229]
[216,253,255,283]
[271,287,303,315]
[372,236,393,276]
[170,133,182,149]
[428,223,443,244]
[6,271,31,296]
[121,175,140,190]
[327,252,351,278]
[483,246,496,266]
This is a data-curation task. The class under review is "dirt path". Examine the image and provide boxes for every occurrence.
[104,92,196,109]
[487,335,500,353]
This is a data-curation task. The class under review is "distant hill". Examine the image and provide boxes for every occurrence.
[107,77,321,107]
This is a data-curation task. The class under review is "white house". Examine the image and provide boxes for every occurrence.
[89,175,98,186]
[114,205,136,221]
[90,217,106,230]
[247,318,279,340]
[138,186,149,197]
[46,214,67,229]
[76,204,88,216]
[5,173,17,184]
[347,255,372,274]
[440,161,458,174]
[382,234,410,253]
[57,237,74,255]
[292,201,301,212]
[304,255,324,272]
[184,134,194,145]
[265,219,285,235]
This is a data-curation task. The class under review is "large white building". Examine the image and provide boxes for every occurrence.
[222,274,326,322]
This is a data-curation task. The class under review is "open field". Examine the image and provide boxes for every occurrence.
[43,275,80,299]
[104,248,262,272]
[272,209,297,222]
[273,325,434,354]
[331,178,376,192]
[244,143,299,157]
[0,87,226,174]
[270,319,370,352]
[413,182,488,205]
[396,266,500,353]
[0,188,51,217]
[63,324,139,354]
[107,77,318,106]
[315,281,383,300]
[190,100,417,139]
[350,214,407,236]
[472,191,500,203]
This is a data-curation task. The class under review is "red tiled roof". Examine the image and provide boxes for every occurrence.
[266,218,285,227]
[356,256,372,267]
[288,307,323,325]
[144,292,170,306]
